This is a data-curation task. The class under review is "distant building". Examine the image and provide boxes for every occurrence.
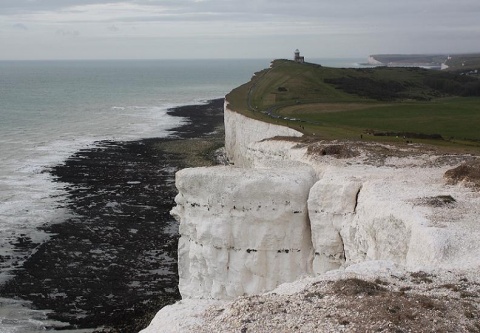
[294,49,305,63]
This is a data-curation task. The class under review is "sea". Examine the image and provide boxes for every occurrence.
[0,57,365,332]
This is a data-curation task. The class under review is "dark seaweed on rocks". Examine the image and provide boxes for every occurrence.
[0,99,225,332]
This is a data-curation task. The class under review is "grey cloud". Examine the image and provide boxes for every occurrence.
[56,29,80,37]
[11,23,28,30]
[112,0,480,34]
[107,25,120,32]
[1,0,479,60]
[2,0,479,27]
[0,0,123,13]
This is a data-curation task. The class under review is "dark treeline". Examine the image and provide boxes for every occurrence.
[423,73,480,97]
[324,68,480,101]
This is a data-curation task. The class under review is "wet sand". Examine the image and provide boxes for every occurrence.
[0,99,225,332]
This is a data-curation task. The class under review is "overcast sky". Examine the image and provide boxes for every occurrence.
[0,0,479,60]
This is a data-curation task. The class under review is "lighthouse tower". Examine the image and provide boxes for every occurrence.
[294,49,305,63]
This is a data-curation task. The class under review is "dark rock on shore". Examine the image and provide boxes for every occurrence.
[0,99,225,332]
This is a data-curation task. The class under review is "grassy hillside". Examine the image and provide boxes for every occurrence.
[226,60,480,149]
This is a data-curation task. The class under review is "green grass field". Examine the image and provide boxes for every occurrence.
[226,60,480,150]
[285,98,480,141]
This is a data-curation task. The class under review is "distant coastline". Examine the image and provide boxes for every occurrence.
[368,52,480,71]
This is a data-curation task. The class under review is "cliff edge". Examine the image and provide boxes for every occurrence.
[142,103,480,332]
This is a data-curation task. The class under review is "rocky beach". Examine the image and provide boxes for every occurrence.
[0,99,225,332]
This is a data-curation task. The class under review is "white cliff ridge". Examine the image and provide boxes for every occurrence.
[141,103,480,332]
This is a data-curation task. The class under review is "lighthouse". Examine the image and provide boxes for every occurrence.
[294,49,305,63]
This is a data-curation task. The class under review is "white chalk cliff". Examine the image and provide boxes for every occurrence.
[141,103,480,332]
[368,55,384,66]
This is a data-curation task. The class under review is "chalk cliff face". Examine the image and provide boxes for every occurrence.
[224,102,302,167]
[308,178,361,273]
[242,139,480,272]
[368,55,384,66]
[170,105,480,302]
[142,101,480,333]
[172,166,316,299]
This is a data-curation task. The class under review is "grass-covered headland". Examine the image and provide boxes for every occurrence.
[226,59,480,151]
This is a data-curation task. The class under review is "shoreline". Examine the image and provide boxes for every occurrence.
[0,98,225,332]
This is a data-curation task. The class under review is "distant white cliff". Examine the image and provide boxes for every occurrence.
[367,56,384,66]
[141,102,480,332]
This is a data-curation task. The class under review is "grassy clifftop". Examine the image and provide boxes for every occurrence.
[226,60,480,150]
